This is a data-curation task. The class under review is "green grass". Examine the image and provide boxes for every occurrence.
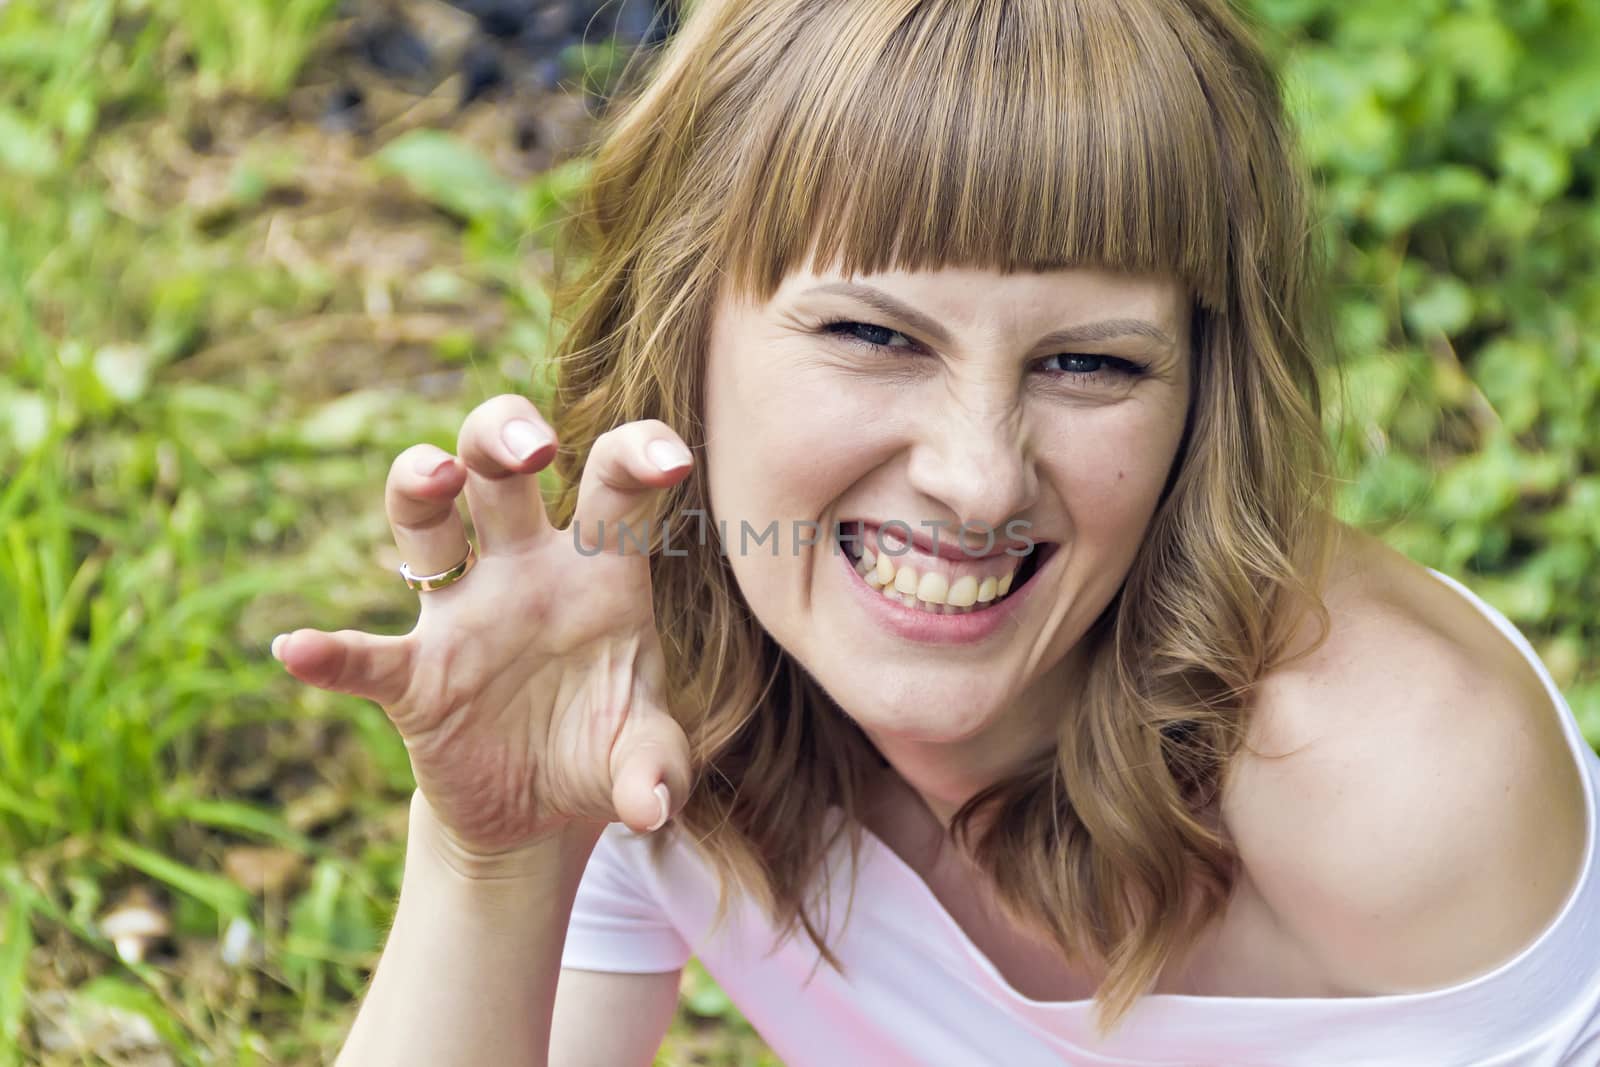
[165,0,344,100]
[0,0,773,1060]
[0,445,283,854]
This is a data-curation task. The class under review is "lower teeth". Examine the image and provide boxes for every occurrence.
[872,587,984,615]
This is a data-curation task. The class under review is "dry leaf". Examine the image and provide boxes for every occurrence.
[222,845,306,895]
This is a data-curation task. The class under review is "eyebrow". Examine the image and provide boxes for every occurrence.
[800,282,1177,350]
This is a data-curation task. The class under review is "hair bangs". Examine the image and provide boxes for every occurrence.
[713,0,1232,310]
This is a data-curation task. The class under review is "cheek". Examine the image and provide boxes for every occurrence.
[1046,405,1186,534]
[703,359,885,612]
[707,358,885,510]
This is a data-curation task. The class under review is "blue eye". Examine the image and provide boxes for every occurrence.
[1039,353,1146,378]
[821,320,914,349]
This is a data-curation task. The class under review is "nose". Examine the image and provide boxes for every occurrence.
[904,393,1039,550]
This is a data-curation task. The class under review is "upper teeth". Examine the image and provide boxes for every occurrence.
[850,526,1023,609]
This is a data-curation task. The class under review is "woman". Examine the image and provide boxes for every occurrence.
[272,0,1600,1063]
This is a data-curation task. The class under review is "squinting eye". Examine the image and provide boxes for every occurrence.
[821,320,914,349]
[822,319,1149,383]
[1039,353,1145,378]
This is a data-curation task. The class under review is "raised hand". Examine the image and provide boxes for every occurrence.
[271,394,695,865]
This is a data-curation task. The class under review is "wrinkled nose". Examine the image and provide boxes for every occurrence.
[904,399,1038,550]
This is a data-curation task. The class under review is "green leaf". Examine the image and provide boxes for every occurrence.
[1468,571,1555,624]
[1369,173,1433,235]
[1497,132,1572,199]
[1472,338,1547,433]
[1435,13,1521,100]
[373,130,519,230]
[295,389,397,450]
[1431,446,1518,524]
[1403,275,1475,336]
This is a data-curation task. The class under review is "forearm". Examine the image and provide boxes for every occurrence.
[335,790,603,1067]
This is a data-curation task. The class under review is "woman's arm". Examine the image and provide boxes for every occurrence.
[550,968,684,1066]
[334,789,608,1067]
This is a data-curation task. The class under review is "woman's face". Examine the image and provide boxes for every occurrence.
[701,262,1192,758]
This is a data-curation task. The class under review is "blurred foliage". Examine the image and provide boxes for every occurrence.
[1254,0,1600,739]
[162,0,344,100]
[0,0,702,1057]
[0,0,1595,1062]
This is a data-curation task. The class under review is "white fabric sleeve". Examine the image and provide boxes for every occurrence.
[560,823,692,974]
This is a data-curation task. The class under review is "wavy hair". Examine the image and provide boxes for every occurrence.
[543,0,1337,1035]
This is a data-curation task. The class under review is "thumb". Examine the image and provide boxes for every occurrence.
[610,707,693,835]
[272,628,413,708]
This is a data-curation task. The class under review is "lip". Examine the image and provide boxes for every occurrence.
[835,532,1056,646]
[849,520,1034,562]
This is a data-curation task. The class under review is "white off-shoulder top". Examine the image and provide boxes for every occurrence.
[561,569,1600,1066]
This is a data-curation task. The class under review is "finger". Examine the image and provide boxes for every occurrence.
[272,628,413,708]
[456,394,558,554]
[610,710,693,834]
[570,420,694,555]
[387,444,471,580]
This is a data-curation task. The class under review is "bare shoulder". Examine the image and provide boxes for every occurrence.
[1220,524,1590,995]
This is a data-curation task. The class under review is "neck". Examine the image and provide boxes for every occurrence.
[865,734,1037,831]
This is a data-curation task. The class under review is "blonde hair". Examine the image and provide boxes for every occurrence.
[545,0,1336,1035]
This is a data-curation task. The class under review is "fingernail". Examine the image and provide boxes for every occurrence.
[647,782,671,832]
[270,633,289,662]
[414,450,454,478]
[646,439,692,472]
[503,420,553,462]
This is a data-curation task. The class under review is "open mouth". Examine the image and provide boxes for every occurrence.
[835,521,1056,616]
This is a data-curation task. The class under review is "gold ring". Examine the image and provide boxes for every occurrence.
[399,543,477,592]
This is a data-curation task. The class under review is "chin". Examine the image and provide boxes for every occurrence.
[840,692,1007,746]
